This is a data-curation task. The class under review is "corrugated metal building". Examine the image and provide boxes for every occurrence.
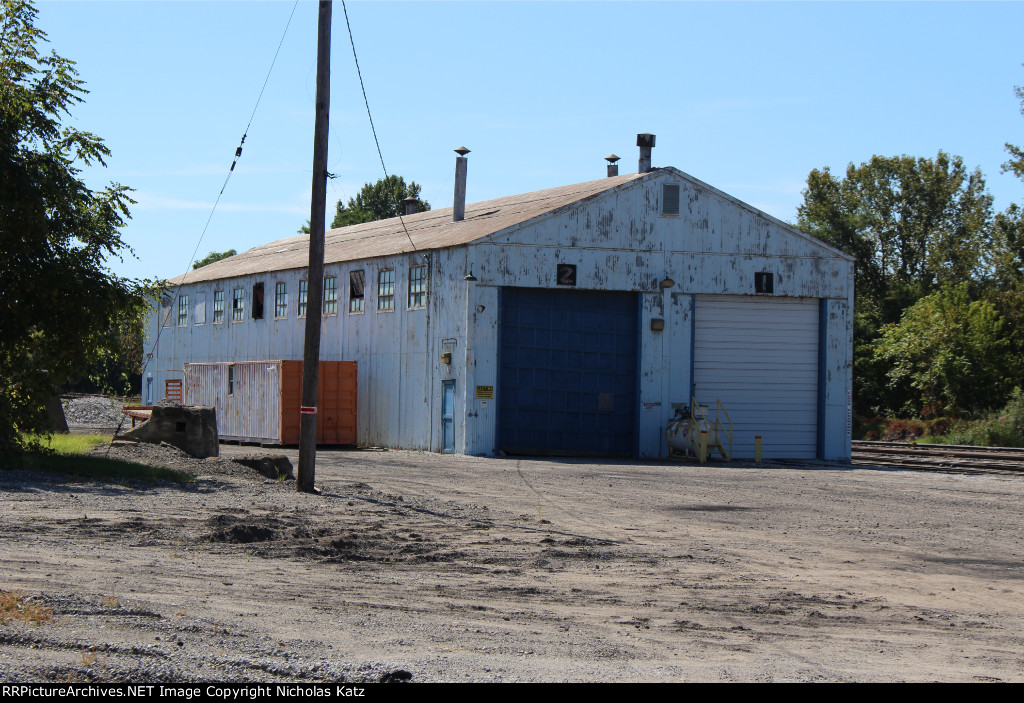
[145,138,854,460]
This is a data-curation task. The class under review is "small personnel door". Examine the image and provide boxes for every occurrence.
[441,380,455,453]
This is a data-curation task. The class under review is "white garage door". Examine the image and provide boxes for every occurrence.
[694,296,820,459]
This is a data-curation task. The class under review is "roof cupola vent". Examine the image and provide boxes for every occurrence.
[605,154,620,178]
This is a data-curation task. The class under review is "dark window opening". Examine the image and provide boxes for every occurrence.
[160,294,174,327]
[755,272,774,294]
[252,282,264,319]
[232,288,244,321]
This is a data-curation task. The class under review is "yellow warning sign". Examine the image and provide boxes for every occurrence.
[475,385,494,399]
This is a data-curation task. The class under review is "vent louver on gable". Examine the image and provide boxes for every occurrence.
[662,184,680,215]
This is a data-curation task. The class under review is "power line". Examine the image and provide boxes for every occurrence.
[182,0,301,278]
[340,0,421,257]
[111,0,302,452]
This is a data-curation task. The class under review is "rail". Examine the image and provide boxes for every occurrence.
[851,440,1024,474]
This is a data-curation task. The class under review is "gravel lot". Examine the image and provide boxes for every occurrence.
[2,439,1023,682]
[61,396,129,433]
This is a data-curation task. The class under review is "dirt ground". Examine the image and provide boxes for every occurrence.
[2,443,1023,682]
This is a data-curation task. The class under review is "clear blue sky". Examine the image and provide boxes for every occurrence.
[36,0,1024,282]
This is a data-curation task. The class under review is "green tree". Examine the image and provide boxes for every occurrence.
[1003,82,1024,183]
[299,175,430,233]
[798,152,995,417]
[343,174,429,222]
[192,249,236,270]
[873,284,1016,415]
[992,80,1024,286]
[985,80,1024,397]
[798,152,992,314]
[0,0,147,449]
[70,284,159,397]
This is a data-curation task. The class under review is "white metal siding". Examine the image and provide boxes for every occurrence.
[694,296,819,459]
[185,361,282,443]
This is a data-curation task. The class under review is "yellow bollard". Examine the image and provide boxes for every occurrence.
[755,435,762,463]
[700,429,708,464]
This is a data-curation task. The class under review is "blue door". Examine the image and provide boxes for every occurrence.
[441,380,455,453]
[499,287,638,456]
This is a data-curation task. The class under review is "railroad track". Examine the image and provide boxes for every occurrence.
[851,440,1024,474]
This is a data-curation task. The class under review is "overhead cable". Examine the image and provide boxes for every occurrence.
[340,0,421,258]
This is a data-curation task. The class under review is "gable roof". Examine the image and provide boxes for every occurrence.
[171,172,646,285]
[170,166,851,286]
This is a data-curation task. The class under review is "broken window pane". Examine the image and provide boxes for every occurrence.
[349,271,364,313]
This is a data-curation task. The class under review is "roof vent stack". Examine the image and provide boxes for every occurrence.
[637,133,656,173]
[605,154,620,178]
[453,146,470,222]
[403,196,418,216]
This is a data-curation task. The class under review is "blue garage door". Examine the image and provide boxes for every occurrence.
[499,287,638,456]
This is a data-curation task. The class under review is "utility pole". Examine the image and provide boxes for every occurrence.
[297,0,332,493]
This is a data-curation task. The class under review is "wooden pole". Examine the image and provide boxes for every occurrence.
[297,0,332,494]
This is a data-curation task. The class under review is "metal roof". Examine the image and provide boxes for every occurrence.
[171,172,646,285]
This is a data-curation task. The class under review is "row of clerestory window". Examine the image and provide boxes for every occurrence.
[169,265,428,327]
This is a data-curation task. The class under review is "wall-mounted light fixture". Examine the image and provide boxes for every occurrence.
[659,277,675,289]
[464,270,478,282]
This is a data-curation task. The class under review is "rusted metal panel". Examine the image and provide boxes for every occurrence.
[165,379,182,403]
[280,360,357,445]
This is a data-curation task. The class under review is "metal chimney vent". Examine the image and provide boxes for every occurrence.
[453,147,470,222]
[637,133,656,173]
[605,154,620,178]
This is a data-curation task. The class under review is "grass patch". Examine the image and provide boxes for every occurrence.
[0,590,52,625]
[23,433,111,455]
[922,420,1024,448]
[0,452,194,484]
[6,432,194,484]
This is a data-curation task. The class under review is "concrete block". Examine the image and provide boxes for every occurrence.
[121,401,219,458]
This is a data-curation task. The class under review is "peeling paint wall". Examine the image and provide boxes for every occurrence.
[460,170,852,459]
